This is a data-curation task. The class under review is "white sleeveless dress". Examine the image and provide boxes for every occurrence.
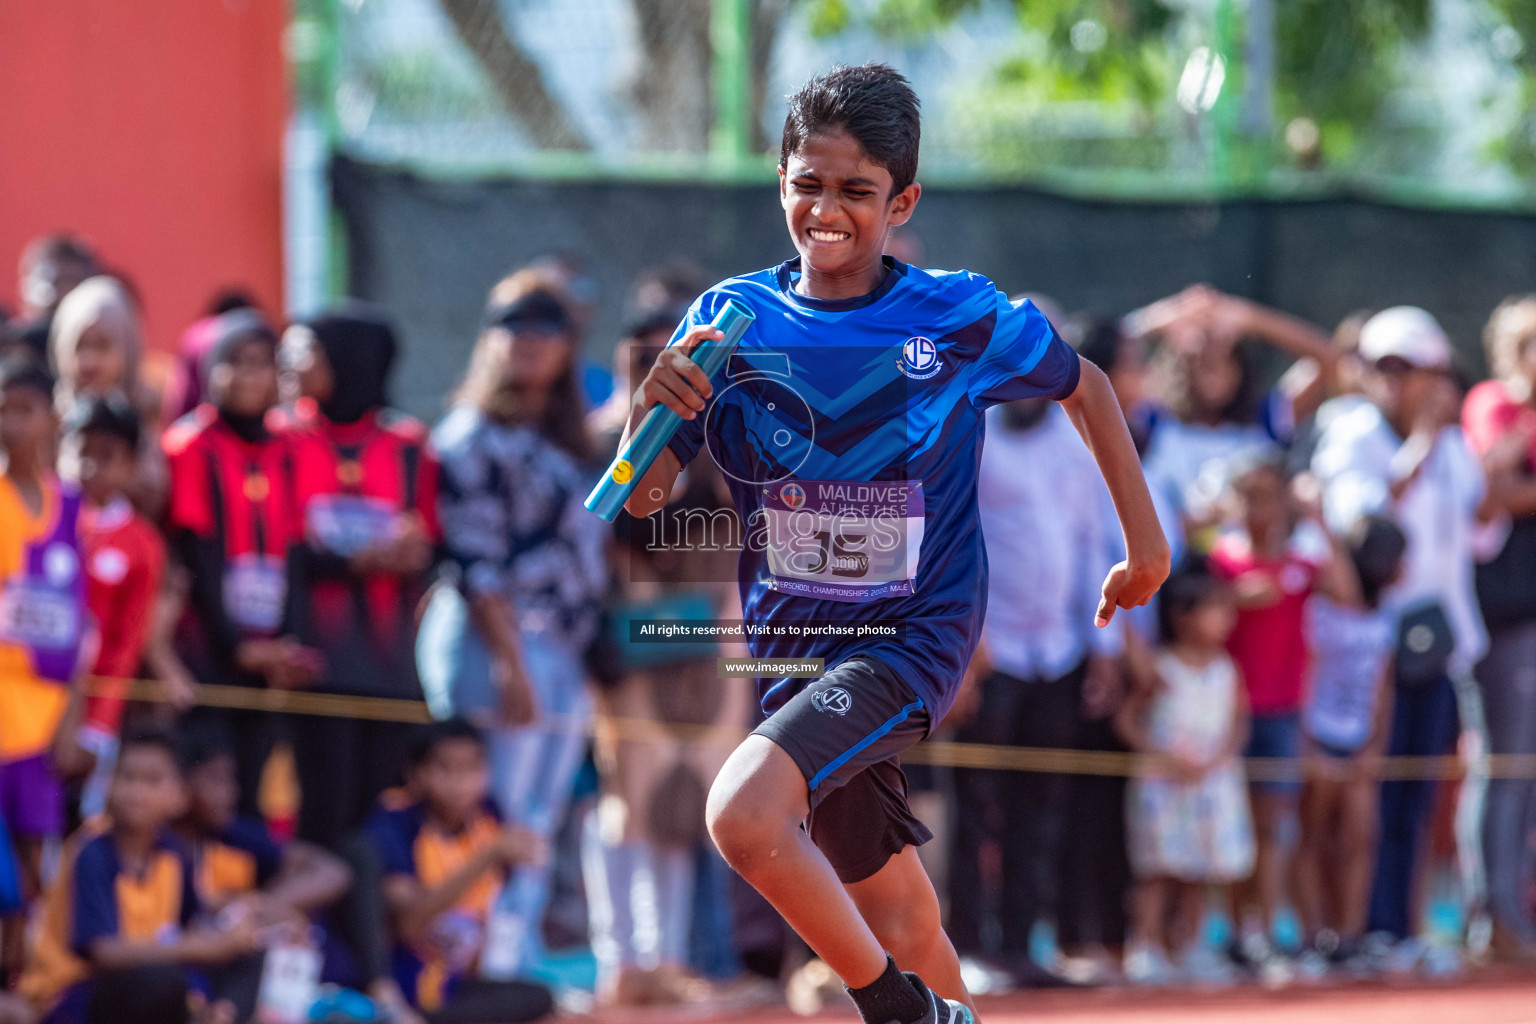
[1126,651,1256,882]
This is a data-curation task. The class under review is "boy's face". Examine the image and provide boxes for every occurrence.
[71,430,136,505]
[110,745,187,832]
[779,129,920,281]
[0,384,56,466]
[418,738,489,826]
[209,336,279,418]
[185,754,239,832]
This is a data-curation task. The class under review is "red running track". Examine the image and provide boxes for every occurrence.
[588,977,1536,1024]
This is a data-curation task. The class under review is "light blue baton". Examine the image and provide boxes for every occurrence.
[585,299,756,522]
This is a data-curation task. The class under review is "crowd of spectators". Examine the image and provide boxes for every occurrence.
[0,230,1531,1023]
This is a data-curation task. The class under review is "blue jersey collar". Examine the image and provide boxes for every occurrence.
[776,255,907,312]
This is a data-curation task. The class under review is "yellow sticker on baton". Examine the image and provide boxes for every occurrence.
[611,460,634,484]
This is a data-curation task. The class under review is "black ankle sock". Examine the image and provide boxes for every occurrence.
[846,954,929,1024]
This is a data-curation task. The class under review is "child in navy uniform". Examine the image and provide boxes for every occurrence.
[365,720,554,1024]
[616,64,1169,1024]
[175,728,351,936]
[21,727,261,1024]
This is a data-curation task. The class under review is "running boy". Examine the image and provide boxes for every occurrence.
[617,64,1169,1023]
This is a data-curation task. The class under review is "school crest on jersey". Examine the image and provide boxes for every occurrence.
[897,337,941,380]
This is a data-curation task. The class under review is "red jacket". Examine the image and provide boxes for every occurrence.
[278,401,439,697]
[80,499,165,735]
[163,405,302,682]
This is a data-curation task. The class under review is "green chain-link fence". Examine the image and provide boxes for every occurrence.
[289,0,1536,207]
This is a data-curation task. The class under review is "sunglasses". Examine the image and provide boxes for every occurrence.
[1373,355,1455,382]
[500,320,569,342]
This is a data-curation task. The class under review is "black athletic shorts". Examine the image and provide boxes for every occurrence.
[754,655,933,884]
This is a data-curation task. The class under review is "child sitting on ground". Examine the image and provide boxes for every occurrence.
[1117,563,1255,985]
[174,726,351,939]
[20,726,262,1024]
[1292,515,1406,968]
[364,719,554,1024]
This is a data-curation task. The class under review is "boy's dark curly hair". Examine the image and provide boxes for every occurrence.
[781,63,921,198]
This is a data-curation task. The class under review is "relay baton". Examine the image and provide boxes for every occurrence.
[585,299,756,522]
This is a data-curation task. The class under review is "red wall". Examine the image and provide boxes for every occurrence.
[0,0,289,355]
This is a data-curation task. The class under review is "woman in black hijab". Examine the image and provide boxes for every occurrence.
[277,303,442,1024]
[278,301,439,845]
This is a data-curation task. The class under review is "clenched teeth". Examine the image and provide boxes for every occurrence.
[807,228,850,242]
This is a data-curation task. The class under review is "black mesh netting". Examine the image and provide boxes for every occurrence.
[333,155,1536,420]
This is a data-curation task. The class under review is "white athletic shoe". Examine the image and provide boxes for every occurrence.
[896,972,975,1024]
[1180,945,1243,989]
[1123,944,1181,987]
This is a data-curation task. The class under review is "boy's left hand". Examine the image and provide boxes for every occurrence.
[1096,555,1170,627]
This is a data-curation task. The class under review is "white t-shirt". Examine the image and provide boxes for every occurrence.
[1143,418,1274,524]
[979,405,1123,680]
[1311,402,1488,672]
[1304,597,1395,752]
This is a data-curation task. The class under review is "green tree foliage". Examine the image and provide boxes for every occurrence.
[804,0,1490,183]
[1484,0,1536,176]
[1272,0,1430,163]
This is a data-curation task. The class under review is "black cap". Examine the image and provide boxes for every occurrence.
[482,291,570,333]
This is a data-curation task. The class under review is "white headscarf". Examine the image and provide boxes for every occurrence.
[48,275,142,407]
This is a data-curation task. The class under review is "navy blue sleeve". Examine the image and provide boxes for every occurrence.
[365,809,418,879]
[225,818,285,886]
[967,292,1082,408]
[71,839,120,955]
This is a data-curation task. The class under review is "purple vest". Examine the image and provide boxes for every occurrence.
[0,486,86,683]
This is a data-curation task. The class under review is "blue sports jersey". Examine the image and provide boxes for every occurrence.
[665,257,1082,728]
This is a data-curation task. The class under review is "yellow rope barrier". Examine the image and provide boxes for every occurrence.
[91,676,1521,780]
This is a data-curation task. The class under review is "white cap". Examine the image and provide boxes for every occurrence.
[1358,306,1452,370]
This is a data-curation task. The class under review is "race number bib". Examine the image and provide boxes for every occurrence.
[225,554,287,635]
[430,910,484,974]
[305,494,398,557]
[0,579,81,652]
[759,479,924,603]
[255,940,322,1024]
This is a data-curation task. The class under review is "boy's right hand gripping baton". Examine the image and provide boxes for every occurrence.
[585,299,756,522]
